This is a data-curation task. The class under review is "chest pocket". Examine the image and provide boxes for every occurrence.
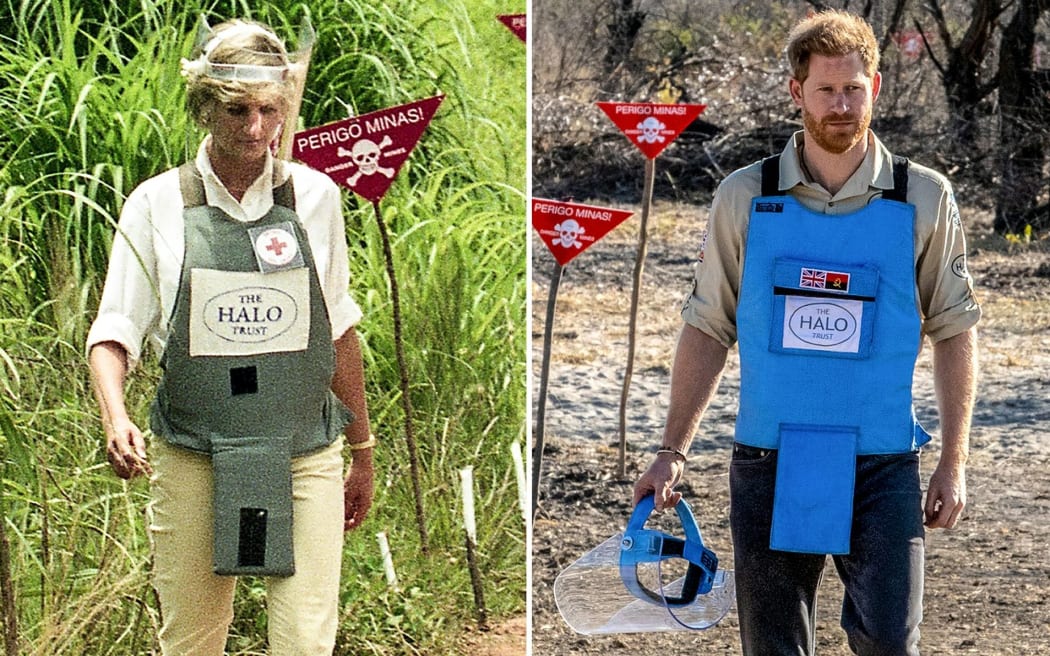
[769,258,878,359]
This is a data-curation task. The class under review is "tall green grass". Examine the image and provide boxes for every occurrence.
[0,0,526,654]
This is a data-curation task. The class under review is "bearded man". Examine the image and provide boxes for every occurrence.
[634,10,980,656]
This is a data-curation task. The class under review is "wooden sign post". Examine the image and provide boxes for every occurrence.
[294,95,445,553]
[531,198,634,515]
[595,101,706,477]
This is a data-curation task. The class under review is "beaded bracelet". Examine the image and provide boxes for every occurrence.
[348,435,377,451]
[656,447,688,462]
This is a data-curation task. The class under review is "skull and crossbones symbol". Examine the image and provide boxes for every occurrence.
[636,117,666,144]
[337,135,396,186]
[553,219,585,249]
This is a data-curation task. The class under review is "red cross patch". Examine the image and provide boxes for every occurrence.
[254,227,298,267]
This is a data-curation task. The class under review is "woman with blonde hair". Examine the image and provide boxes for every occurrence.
[87,18,374,655]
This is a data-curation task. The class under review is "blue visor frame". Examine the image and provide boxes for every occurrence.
[619,494,719,607]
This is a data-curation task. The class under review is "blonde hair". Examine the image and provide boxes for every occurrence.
[785,10,880,82]
[184,20,296,128]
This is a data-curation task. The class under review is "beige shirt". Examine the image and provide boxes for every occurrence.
[682,130,980,347]
[86,137,362,365]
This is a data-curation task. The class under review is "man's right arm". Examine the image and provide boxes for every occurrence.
[633,323,729,510]
[635,167,752,510]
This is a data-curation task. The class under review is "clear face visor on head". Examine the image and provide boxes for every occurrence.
[554,494,736,634]
[182,15,314,83]
[181,15,315,159]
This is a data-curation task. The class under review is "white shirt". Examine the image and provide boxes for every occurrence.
[86,137,362,365]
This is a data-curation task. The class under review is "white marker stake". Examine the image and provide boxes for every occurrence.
[510,441,528,523]
[459,466,488,628]
[376,531,398,590]
[460,466,477,542]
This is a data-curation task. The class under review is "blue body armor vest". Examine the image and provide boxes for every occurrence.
[735,155,931,456]
[736,154,933,554]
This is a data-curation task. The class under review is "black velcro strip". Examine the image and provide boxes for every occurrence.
[238,507,267,567]
[230,366,258,396]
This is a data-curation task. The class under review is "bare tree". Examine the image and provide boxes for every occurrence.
[601,0,647,94]
[533,0,1050,232]
[995,0,1050,233]
[533,0,614,93]
[916,0,1005,153]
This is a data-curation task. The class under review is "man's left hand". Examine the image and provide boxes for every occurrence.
[924,460,966,529]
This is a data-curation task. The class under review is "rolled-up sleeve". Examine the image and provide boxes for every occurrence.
[916,182,981,342]
[85,189,163,365]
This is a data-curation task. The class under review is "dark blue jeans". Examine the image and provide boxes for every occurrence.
[730,443,925,656]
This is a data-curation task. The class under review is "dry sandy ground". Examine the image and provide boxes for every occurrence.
[530,202,1050,655]
[458,616,528,655]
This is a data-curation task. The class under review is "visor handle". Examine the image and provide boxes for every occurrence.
[620,494,718,606]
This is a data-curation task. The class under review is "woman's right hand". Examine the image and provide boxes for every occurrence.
[89,341,151,480]
[104,416,152,479]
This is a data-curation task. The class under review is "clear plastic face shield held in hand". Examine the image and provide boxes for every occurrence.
[554,495,735,634]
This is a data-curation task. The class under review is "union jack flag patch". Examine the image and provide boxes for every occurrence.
[799,268,850,293]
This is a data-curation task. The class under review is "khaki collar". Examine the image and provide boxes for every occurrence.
[778,130,897,201]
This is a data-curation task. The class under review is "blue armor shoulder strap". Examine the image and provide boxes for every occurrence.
[759,153,909,201]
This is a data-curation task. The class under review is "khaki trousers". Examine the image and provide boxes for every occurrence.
[148,436,345,656]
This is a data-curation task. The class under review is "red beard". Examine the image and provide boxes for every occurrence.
[803,108,870,154]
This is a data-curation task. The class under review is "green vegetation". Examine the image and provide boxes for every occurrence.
[0,0,526,654]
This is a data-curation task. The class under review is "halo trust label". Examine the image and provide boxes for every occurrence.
[189,268,310,356]
[782,297,862,353]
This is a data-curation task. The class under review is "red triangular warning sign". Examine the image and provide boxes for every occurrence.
[293,95,445,203]
[498,14,526,42]
[596,102,706,160]
[532,198,634,266]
